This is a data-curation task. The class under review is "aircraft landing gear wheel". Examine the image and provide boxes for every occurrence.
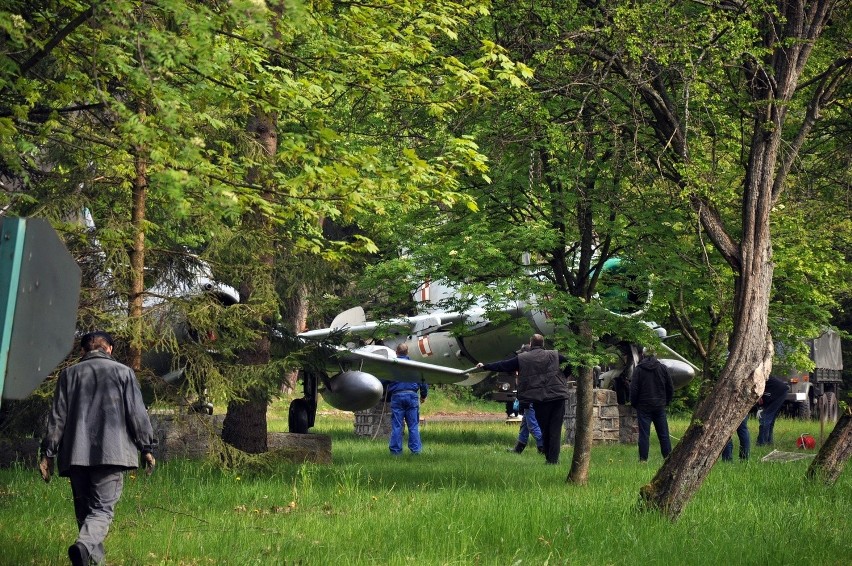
[190,401,214,415]
[289,398,310,434]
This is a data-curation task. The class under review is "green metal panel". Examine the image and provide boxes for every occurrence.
[0,217,81,404]
[0,217,26,405]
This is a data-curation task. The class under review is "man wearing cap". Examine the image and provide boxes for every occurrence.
[39,331,156,566]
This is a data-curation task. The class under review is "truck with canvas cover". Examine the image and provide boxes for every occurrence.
[782,330,843,422]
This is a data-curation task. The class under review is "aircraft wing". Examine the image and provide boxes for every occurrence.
[332,345,484,386]
[299,306,469,341]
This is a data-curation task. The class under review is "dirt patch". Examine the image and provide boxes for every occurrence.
[424,411,511,422]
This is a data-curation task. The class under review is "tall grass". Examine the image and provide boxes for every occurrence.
[1,414,848,565]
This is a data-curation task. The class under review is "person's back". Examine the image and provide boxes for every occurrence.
[516,347,569,402]
[46,349,152,474]
[384,343,427,455]
[629,349,674,462]
[40,331,155,566]
[629,355,673,409]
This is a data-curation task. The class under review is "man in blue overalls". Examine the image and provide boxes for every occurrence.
[384,343,428,455]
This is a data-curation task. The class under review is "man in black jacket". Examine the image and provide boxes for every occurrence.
[629,346,674,462]
[477,334,570,464]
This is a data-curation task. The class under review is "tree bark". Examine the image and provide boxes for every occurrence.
[567,322,595,484]
[280,281,309,394]
[128,135,147,371]
[565,115,599,484]
[806,413,852,485]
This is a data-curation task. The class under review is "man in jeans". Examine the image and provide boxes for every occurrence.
[722,416,751,461]
[39,331,156,566]
[383,343,428,455]
[629,346,675,462]
[510,401,544,454]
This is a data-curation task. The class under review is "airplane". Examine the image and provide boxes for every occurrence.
[138,269,240,413]
[291,277,698,434]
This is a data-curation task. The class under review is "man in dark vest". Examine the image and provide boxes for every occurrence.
[478,334,570,464]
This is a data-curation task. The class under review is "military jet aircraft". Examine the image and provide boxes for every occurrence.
[292,278,697,433]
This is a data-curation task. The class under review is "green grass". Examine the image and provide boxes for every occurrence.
[1,411,849,565]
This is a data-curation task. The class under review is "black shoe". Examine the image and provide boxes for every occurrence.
[68,542,89,566]
[537,446,545,454]
[507,442,526,453]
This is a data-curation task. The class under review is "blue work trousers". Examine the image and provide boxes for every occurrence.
[389,392,422,454]
[636,406,672,461]
[518,405,543,448]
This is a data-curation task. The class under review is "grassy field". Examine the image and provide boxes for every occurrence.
[1,397,849,565]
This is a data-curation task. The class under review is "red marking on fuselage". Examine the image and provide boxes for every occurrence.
[418,337,433,356]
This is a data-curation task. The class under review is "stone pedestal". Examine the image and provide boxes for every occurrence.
[354,402,393,439]
[151,413,332,464]
[267,432,332,464]
[619,404,638,444]
[150,413,224,461]
[0,437,39,468]
[563,388,637,445]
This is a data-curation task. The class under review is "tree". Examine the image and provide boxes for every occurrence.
[560,0,851,518]
[365,2,682,484]
[2,1,522,452]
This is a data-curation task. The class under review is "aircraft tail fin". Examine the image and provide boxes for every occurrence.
[330,306,366,329]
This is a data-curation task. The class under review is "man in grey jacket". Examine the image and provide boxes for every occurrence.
[39,331,156,566]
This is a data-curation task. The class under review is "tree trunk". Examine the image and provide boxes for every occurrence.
[635,0,837,519]
[128,137,147,371]
[221,108,277,453]
[567,322,595,484]
[280,281,308,394]
[639,141,776,519]
[806,413,852,485]
[221,387,270,455]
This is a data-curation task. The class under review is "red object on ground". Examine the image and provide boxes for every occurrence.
[796,434,816,450]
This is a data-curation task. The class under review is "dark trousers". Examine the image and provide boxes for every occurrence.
[722,416,750,460]
[757,392,787,445]
[532,398,567,464]
[69,465,125,565]
[636,406,672,461]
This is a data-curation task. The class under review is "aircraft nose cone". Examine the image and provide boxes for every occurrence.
[660,359,696,390]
